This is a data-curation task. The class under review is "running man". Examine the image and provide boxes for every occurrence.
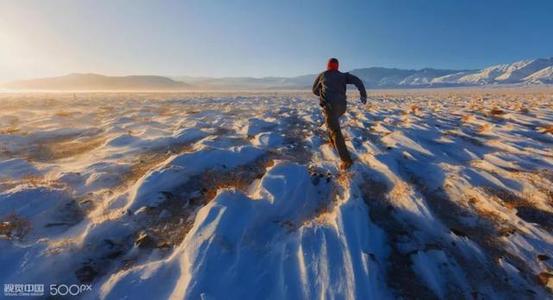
[312,58,367,170]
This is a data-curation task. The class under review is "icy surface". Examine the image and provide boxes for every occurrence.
[0,90,552,299]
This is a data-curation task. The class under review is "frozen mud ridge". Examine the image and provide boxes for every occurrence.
[0,91,552,299]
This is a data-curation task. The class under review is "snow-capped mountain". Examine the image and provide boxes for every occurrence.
[457,64,511,85]
[349,58,553,88]
[398,68,463,86]
[495,58,553,82]
[431,58,553,86]
[524,66,553,83]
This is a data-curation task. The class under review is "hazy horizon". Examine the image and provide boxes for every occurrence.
[5,55,553,83]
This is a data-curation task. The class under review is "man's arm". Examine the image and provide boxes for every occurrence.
[312,73,322,96]
[346,73,367,101]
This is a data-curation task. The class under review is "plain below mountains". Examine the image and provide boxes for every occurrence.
[3,57,553,91]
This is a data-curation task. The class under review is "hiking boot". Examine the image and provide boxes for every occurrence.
[340,159,353,170]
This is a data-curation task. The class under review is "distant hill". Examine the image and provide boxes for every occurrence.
[172,75,315,90]
[4,57,553,91]
[3,73,191,91]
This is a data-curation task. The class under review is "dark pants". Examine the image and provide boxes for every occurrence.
[323,102,352,163]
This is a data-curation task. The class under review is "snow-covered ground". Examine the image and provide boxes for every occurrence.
[0,90,552,299]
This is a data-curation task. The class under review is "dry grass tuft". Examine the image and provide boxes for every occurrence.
[122,153,177,189]
[156,106,177,117]
[200,158,274,201]
[536,272,553,290]
[409,104,420,114]
[489,107,505,116]
[20,175,65,188]
[0,214,32,240]
[537,124,553,134]
[468,195,517,236]
[30,136,107,161]
[478,123,493,133]
[54,111,73,117]
[461,115,474,123]
[0,127,20,135]
[389,181,410,199]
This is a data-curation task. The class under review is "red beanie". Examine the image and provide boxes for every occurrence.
[327,58,339,71]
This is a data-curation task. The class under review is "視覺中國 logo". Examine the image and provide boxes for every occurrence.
[4,284,44,297]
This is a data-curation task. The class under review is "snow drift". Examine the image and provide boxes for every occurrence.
[0,91,552,299]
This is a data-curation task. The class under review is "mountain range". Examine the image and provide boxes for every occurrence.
[3,57,553,91]
[2,74,190,91]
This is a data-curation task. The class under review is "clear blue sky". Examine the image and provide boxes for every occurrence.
[1,0,552,81]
